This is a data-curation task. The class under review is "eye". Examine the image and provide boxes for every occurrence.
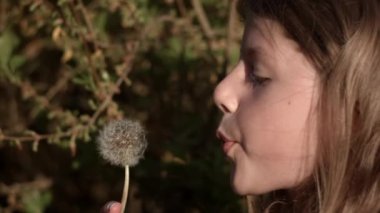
[245,63,270,87]
[248,72,270,86]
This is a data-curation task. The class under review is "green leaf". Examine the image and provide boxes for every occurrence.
[0,29,20,74]
[29,2,41,12]
[94,12,108,34]
[9,55,26,71]
[72,73,97,91]
[57,0,69,6]
[22,190,52,213]
[88,99,98,110]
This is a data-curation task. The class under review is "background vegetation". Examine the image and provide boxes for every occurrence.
[0,0,243,212]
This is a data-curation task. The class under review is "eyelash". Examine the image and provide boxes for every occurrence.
[246,64,270,87]
[249,72,269,86]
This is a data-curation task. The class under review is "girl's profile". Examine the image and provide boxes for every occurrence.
[214,0,379,212]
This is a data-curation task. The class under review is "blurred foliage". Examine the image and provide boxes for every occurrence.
[0,0,243,212]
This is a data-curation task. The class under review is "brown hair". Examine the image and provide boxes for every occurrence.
[237,0,380,212]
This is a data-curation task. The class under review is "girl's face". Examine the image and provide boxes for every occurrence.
[214,18,319,195]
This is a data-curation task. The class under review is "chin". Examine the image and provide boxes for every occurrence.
[231,175,272,195]
[232,183,271,195]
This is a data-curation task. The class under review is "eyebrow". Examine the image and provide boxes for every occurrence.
[240,47,264,61]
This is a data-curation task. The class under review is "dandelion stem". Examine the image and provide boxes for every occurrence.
[247,195,253,213]
[121,165,129,213]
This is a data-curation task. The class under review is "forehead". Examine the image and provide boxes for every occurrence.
[241,18,300,57]
[241,18,302,59]
[241,17,317,80]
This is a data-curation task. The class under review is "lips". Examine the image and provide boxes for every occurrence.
[216,131,237,155]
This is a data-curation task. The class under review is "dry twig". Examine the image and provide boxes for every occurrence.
[191,0,214,40]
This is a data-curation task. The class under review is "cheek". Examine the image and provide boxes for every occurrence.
[237,88,318,159]
[232,96,318,193]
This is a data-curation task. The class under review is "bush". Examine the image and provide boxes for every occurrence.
[0,0,244,212]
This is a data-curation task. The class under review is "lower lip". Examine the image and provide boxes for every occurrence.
[222,141,236,154]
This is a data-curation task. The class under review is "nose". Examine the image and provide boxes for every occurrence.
[213,64,241,114]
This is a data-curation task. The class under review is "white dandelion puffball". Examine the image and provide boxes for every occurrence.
[97,119,148,167]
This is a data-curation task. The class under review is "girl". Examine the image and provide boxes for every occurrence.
[214,0,380,212]
[104,0,380,212]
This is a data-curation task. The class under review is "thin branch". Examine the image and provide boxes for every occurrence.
[0,0,5,32]
[246,195,254,213]
[76,0,98,50]
[18,80,70,124]
[46,68,72,100]
[65,0,102,86]
[87,59,132,127]
[191,0,214,40]
[223,0,238,75]
[188,0,218,65]
[0,177,52,194]
[1,130,72,143]
[175,0,187,17]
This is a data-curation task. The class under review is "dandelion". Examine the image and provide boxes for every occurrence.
[97,119,148,213]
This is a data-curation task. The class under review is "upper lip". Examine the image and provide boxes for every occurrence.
[216,130,236,143]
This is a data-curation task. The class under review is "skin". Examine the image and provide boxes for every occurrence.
[214,18,319,195]
[102,201,121,213]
